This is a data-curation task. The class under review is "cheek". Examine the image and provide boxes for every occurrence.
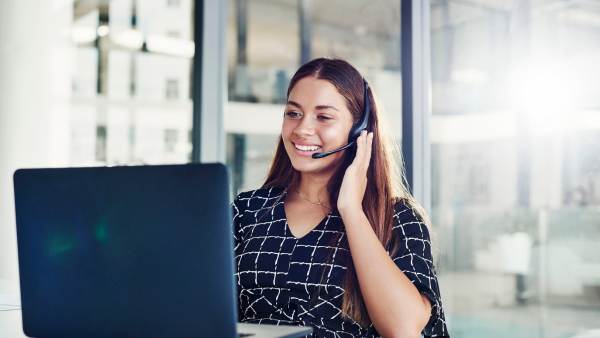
[281,119,295,141]
[281,120,298,158]
[319,124,349,148]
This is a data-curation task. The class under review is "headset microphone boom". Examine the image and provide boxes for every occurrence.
[312,79,371,159]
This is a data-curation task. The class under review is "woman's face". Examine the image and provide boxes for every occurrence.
[282,76,355,175]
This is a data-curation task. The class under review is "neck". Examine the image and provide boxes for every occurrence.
[295,171,331,205]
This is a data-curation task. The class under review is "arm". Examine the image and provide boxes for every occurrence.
[340,208,431,338]
[338,131,431,338]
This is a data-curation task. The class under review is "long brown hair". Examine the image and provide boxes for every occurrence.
[262,57,428,326]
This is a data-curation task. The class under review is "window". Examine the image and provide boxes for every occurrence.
[70,0,193,166]
[0,0,196,299]
[166,79,179,99]
[167,30,180,39]
[165,129,178,152]
[96,126,107,162]
[431,0,600,336]
[226,0,402,195]
[454,144,490,205]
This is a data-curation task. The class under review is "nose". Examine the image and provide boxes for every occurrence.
[293,114,316,137]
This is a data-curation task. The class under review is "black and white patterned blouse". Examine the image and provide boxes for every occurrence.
[232,187,449,338]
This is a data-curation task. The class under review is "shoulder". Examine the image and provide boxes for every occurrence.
[232,187,286,235]
[233,187,286,212]
[392,198,423,222]
[390,199,435,267]
[391,198,431,241]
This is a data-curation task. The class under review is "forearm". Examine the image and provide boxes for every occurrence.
[340,209,431,338]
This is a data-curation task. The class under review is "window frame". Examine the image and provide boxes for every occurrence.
[191,0,227,164]
[192,0,433,211]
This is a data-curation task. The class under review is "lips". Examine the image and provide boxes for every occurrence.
[291,142,322,156]
[294,143,320,151]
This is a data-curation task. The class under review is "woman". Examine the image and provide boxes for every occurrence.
[232,57,448,338]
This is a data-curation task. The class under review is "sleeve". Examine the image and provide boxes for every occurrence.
[231,193,248,322]
[390,201,449,338]
[231,193,246,252]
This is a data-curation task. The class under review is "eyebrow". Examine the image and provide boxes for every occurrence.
[286,100,339,111]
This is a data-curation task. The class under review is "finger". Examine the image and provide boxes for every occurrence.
[360,131,369,167]
[359,131,369,166]
[361,132,374,173]
[358,132,368,172]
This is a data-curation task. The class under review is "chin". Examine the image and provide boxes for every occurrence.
[288,152,344,175]
[283,139,345,175]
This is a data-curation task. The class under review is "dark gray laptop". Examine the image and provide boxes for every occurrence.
[13,164,312,338]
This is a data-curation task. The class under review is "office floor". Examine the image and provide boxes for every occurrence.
[446,299,600,338]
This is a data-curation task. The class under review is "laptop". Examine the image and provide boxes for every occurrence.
[13,164,312,338]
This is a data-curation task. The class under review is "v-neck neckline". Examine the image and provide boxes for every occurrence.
[280,190,333,240]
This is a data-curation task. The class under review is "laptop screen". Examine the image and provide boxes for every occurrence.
[14,164,237,338]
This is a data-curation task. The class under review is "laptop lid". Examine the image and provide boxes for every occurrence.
[14,164,237,338]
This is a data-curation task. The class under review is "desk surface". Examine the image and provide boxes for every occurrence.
[1,307,314,338]
[0,309,27,338]
[0,295,24,337]
[0,310,314,338]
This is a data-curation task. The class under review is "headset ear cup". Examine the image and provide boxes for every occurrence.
[347,79,370,143]
[347,124,357,143]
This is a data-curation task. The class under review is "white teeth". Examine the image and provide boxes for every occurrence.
[294,143,320,151]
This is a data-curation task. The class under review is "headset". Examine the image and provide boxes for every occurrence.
[312,78,371,159]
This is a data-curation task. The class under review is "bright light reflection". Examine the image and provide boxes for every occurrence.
[146,34,195,58]
[508,61,575,117]
[111,29,144,49]
[97,25,110,37]
[72,27,97,43]
[451,68,490,85]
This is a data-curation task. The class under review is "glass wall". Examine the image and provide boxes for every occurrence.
[430,0,600,337]
[72,0,194,166]
[225,0,402,195]
[0,0,195,298]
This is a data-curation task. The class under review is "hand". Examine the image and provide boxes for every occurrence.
[337,130,374,216]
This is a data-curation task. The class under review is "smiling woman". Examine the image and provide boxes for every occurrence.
[232,57,449,338]
[283,76,355,173]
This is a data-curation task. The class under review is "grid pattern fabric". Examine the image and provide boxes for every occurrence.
[232,187,449,338]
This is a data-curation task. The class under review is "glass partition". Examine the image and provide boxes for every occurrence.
[226,0,402,195]
[430,0,600,336]
[72,0,194,166]
[0,0,196,309]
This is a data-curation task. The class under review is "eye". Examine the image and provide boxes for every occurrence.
[317,115,332,120]
[285,111,301,118]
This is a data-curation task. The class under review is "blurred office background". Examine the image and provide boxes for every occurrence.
[0,0,599,337]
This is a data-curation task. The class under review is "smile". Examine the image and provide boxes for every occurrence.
[293,143,321,152]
